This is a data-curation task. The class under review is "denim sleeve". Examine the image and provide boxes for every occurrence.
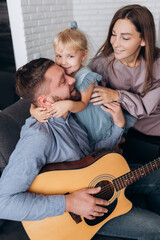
[94,124,124,150]
[0,125,66,221]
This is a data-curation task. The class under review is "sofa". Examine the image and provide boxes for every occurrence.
[0,99,159,240]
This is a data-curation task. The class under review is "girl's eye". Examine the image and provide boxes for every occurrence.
[69,55,74,58]
[56,55,61,58]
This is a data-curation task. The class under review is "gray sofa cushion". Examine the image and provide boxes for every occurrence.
[0,99,30,174]
[0,99,31,238]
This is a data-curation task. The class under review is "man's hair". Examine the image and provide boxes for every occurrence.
[15,58,55,105]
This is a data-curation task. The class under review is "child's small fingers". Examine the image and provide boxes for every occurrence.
[52,112,57,117]
[45,113,52,117]
[38,107,46,111]
[42,119,48,123]
[41,112,52,117]
[47,108,57,114]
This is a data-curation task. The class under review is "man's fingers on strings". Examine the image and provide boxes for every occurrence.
[92,211,105,217]
[94,205,108,214]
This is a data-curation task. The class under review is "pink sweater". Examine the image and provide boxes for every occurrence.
[89,54,160,136]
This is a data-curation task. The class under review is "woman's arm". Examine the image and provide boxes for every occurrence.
[90,86,119,104]
[89,55,160,119]
[90,85,160,118]
[118,87,160,118]
[91,85,160,118]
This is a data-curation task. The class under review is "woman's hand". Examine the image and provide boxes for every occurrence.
[90,86,119,105]
[101,102,125,128]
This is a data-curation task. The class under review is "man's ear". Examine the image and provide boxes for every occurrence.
[37,96,53,107]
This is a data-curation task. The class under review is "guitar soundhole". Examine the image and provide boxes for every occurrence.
[94,180,114,201]
[84,180,117,226]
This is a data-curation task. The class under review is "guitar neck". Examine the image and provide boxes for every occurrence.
[113,157,160,191]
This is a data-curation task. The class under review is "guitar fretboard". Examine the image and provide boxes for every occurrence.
[113,157,160,191]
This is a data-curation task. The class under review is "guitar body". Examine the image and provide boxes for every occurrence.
[22,152,132,240]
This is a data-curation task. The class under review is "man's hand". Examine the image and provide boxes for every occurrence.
[65,187,109,220]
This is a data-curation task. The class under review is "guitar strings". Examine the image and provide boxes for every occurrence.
[92,158,160,199]
[89,158,160,199]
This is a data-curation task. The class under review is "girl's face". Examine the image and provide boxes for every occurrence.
[110,19,145,66]
[54,46,87,77]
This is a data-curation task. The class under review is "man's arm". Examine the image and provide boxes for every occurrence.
[0,121,65,221]
[0,119,109,221]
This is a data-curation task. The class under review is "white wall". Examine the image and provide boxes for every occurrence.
[7,0,160,69]
[7,0,28,69]
[73,0,160,55]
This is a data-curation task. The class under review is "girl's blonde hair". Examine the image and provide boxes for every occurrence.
[53,27,88,52]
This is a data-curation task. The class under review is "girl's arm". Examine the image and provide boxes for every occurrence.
[51,83,95,118]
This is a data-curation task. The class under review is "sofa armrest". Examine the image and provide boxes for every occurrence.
[0,99,30,174]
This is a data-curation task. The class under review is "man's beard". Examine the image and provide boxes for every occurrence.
[52,90,81,102]
[51,96,63,102]
[71,90,81,101]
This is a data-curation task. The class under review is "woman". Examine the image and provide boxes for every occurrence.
[89,4,160,135]
[87,6,160,240]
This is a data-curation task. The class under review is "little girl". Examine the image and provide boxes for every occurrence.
[31,21,124,148]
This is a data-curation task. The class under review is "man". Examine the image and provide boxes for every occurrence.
[0,58,124,222]
[0,58,159,240]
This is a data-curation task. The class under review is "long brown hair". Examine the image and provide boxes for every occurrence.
[96,4,159,95]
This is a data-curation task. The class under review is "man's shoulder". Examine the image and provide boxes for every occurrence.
[21,116,51,140]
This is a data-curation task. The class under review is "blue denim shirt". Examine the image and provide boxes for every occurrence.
[0,113,123,221]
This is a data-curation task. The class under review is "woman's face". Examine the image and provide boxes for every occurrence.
[110,18,145,66]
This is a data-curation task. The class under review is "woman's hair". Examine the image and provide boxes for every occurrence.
[53,23,88,52]
[15,58,55,105]
[96,4,159,95]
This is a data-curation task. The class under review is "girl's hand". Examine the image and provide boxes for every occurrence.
[30,104,52,123]
[90,86,119,105]
[101,102,125,128]
[51,100,72,118]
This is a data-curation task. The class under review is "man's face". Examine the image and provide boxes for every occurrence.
[44,64,76,103]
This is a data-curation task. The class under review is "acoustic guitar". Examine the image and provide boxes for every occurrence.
[22,149,160,240]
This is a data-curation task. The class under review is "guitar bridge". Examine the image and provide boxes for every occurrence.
[69,212,82,224]
[65,192,82,224]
